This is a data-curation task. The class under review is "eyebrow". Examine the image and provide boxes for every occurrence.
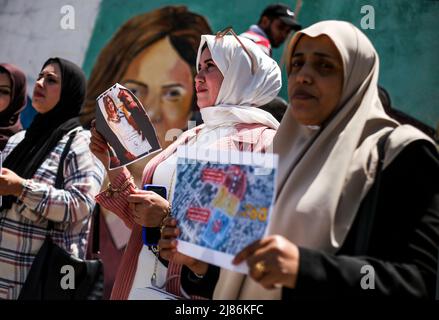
[293,52,336,59]
[161,83,184,89]
[198,58,215,69]
[39,72,59,78]
[123,79,148,89]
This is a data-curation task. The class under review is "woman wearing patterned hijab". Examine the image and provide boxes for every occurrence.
[218,20,439,299]
[0,58,104,299]
[0,63,27,150]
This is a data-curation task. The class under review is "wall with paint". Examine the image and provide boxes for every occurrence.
[82,0,439,128]
[1,0,438,128]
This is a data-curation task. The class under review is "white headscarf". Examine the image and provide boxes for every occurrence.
[214,20,435,300]
[196,34,281,129]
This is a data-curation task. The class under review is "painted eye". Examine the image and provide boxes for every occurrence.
[163,87,185,102]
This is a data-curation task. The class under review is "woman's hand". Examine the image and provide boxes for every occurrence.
[127,190,170,227]
[0,168,25,197]
[159,217,209,276]
[89,120,110,170]
[233,235,300,290]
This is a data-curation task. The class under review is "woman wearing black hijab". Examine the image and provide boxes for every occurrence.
[0,58,104,299]
[0,63,27,151]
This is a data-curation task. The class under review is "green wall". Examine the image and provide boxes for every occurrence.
[83,0,439,128]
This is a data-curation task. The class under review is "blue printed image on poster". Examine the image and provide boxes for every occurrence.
[172,146,278,274]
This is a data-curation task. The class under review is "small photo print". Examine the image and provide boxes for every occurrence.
[95,83,161,169]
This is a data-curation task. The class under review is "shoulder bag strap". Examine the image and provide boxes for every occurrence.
[47,130,78,231]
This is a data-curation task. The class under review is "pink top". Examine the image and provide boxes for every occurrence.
[96,123,276,299]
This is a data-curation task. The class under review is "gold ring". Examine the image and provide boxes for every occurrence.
[254,261,266,274]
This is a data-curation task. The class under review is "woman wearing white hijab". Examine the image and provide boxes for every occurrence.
[215,20,439,299]
[90,32,281,299]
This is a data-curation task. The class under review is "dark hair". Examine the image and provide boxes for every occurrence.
[258,97,288,122]
[379,86,435,139]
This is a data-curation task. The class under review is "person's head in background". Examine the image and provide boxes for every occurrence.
[82,6,212,148]
[0,63,27,150]
[258,97,288,122]
[258,3,302,48]
[378,85,436,139]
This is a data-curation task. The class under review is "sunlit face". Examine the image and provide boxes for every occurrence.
[0,72,12,113]
[195,47,224,108]
[288,35,343,126]
[121,37,194,148]
[32,63,62,113]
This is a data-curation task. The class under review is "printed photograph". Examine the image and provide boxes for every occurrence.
[96,83,161,169]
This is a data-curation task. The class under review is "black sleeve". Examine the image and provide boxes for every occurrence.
[180,264,220,299]
[283,141,439,299]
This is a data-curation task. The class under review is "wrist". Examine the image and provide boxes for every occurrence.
[14,178,26,197]
[104,174,134,198]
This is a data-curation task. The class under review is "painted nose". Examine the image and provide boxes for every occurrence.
[145,95,162,122]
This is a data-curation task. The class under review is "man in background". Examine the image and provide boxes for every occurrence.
[240,3,302,56]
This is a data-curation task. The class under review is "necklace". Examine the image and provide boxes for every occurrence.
[150,158,177,289]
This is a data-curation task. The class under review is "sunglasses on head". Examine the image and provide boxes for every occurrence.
[215,26,257,75]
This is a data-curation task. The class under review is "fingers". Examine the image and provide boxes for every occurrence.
[161,223,179,239]
[89,130,108,154]
[162,217,177,228]
[132,189,166,200]
[90,126,106,144]
[159,218,179,261]
[159,238,177,261]
[159,238,177,250]
[127,193,152,204]
[128,202,138,215]
[233,237,271,265]
[250,261,284,290]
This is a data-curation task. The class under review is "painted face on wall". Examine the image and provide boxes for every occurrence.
[121,36,194,148]
[0,72,12,112]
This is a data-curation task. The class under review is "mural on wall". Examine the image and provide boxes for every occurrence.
[81,6,212,149]
[1,0,438,130]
